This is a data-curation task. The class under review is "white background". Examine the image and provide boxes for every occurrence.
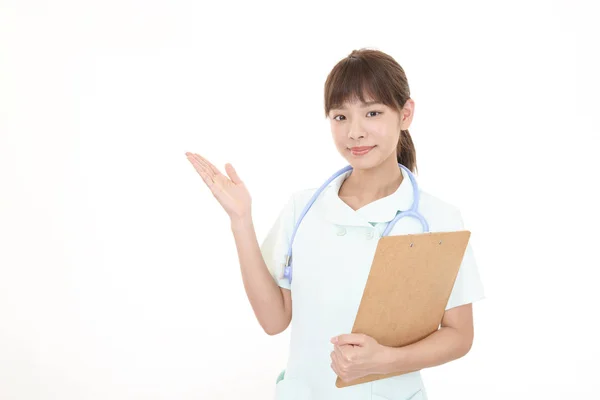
[1,1,599,399]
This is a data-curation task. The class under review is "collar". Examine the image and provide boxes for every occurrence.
[318,166,415,227]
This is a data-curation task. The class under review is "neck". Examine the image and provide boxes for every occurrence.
[339,156,404,202]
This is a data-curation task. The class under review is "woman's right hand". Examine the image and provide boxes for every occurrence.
[185,152,252,221]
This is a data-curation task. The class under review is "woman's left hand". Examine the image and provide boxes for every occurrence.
[330,333,390,382]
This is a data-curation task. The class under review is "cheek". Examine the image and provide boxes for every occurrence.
[375,127,399,146]
[387,131,400,147]
[331,131,347,148]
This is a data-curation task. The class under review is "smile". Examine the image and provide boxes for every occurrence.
[350,146,375,156]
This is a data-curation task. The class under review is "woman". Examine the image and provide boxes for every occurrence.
[186,48,485,400]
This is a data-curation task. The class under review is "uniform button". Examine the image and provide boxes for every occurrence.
[366,230,374,239]
[336,227,346,236]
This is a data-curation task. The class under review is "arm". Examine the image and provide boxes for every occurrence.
[381,303,475,374]
[183,153,292,336]
[230,216,292,336]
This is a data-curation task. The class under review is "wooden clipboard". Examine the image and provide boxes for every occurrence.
[335,230,471,388]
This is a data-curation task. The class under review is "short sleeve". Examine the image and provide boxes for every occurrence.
[259,193,296,290]
[445,209,486,310]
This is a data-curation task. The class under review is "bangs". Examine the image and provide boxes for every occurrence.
[324,57,399,116]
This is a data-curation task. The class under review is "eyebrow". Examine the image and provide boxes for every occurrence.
[331,100,382,110]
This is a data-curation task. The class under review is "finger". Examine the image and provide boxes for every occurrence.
[334,347,354,378]
[331,350,344,367]
[193,153,222,177]
[197,167,216,189]
[335,333,366,347]
[186,155,216,187]
[332,356,351,382]
[224,163,242,185]
[330,359,341,377]
[186,153,211,176]
[187,154,215,178]
[334,344,349,363]
[330,352,343,377]
[185,155,229,200]
[186,153,220,183]
[189,158,216,189]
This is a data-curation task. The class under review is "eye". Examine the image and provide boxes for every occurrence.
[367,111,382,117]
[333,115,346,121]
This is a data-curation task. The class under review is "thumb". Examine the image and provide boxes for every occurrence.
[224,163,242,185]
[332,333,366,347]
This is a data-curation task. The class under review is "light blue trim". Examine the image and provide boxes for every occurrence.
[282,163,428,284]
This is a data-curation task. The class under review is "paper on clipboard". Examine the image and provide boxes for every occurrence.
[335,230,471,388]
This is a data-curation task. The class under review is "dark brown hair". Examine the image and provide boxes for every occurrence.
[324,48,417,173]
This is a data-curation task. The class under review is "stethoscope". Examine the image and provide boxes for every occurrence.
[282,162,429,283]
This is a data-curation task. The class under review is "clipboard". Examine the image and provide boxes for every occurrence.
[335,230,471,388]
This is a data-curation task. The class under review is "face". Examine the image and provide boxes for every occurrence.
[328,96,414,169]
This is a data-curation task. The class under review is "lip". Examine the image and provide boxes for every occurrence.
[349,146,375,155]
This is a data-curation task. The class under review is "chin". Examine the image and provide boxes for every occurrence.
[346,158,379,170]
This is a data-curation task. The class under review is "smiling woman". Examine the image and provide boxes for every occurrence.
[258,48,484,399]
[186,47,485,400]
[322,50,420,208]
[325,49,417,177]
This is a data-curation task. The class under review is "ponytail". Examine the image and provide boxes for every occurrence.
[397,129,417,174]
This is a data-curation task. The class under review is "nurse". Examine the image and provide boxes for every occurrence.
[185,48,485,400]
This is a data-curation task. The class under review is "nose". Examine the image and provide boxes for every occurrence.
[348,118,365,141]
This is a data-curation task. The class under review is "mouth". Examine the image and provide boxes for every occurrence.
[349,146,375,156]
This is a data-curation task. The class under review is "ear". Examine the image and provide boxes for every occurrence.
[399,98,415,131]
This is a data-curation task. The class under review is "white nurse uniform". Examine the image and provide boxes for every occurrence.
[260,165,485,400]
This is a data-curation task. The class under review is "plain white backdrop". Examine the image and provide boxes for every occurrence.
[1,0,599,399]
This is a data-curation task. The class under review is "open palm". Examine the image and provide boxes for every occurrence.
[185,152,252,220]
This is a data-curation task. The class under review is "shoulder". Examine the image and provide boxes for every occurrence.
[275,187,319,219]
[290,187,319,202]
[284,185,331,223]
[418,189,466,231]
[288,186,323,210]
